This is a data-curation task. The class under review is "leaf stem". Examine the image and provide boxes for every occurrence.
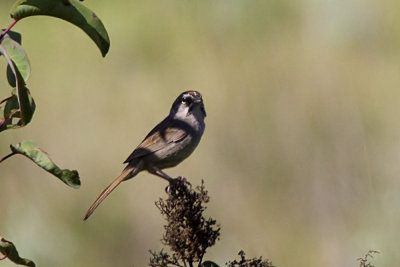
[0,119,7,129]
[0,152,16,163]
[0,95,14,105]
[0,19,19,42]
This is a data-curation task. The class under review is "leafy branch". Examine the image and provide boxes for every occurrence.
[1,0,110,181]
[1,0,110,265]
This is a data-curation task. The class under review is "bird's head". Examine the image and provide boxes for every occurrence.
[170,90,206,119]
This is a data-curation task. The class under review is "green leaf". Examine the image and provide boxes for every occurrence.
[6,30,22,44]
[11,0,110,57]
[0,236,35,267]
[202,261,220,267]
[0,88,36,132]
[0,32,30,82]
[0,33,35,131]
[7,141,81,188]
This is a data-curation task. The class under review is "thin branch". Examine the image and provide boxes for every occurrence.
[198,255,204,267]
[0,19,19,41]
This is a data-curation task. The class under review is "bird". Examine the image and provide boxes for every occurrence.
[84,90,206,220]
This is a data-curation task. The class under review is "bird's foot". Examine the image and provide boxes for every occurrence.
[175,176,186,182]
[165,176,187,193]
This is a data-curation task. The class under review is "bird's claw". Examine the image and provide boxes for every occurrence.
[175,176,186,182]
[165,176,187,193]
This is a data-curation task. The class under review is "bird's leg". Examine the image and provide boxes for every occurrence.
[150,166,175,183]
[150,166,186,193]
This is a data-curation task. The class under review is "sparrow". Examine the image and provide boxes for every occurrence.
[84,90,206,220]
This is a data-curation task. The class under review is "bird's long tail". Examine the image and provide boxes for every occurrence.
[84,164,140,220]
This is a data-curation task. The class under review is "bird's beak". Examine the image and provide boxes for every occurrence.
[190,97,206,117]
[188,98,202,114]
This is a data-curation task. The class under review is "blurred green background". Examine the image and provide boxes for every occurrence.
[1,0,399,266]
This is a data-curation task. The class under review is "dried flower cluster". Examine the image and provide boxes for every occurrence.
[357,250,379,267]
[149,178,220,267]
[226,251,274,267]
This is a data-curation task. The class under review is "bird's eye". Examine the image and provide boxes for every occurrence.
[182,97,192,105]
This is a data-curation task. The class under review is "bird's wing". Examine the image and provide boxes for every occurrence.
[124,124,188,163]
